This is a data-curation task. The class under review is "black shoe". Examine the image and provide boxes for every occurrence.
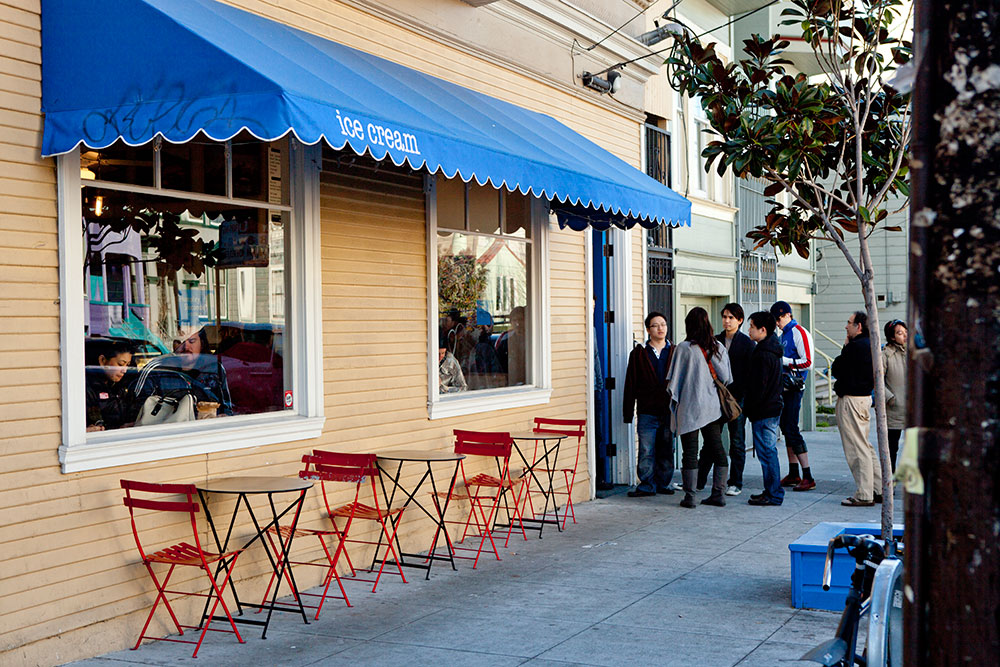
[656,487,675,495]
[873,493,883,504]
[627,489,655,497]
[748,495,781,506]
[679,494,696,508]
[749,492,766,501]
[701,496,726,507]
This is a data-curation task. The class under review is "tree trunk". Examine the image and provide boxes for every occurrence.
[856,229,895,540]
[906,0,1000,663]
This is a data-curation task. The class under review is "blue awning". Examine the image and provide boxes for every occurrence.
[41,0,691,227]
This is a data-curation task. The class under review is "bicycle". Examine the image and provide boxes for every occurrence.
[801,533,904,667]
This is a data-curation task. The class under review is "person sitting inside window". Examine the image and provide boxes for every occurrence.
[86,339,138,432]
[438,329,467,394]
[133,326,234,419]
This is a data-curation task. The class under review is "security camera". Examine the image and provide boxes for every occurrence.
[582,69,623,95]
[607,70,622,94]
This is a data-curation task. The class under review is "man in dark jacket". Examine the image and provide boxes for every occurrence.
[744,312,785,505]
[831,310,882,507]
[697,303,755,495]
[622,312,673,497]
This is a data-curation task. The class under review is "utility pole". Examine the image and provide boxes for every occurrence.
[906,0,1000,664]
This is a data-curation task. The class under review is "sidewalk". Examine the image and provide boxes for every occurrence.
[67,428,901,667]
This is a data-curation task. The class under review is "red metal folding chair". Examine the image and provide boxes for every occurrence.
[120,479,244,658]
[530,417,586,529]
[433,430,527,568]
[259,451,406,618]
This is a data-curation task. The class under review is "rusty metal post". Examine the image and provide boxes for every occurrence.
[906,0,1000,664]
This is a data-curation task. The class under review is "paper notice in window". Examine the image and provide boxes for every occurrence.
[268,146,282,205]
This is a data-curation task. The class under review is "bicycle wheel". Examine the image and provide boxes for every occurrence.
[865,557,904,667]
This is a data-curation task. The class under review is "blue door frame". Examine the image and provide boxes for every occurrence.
[592,230,612,486]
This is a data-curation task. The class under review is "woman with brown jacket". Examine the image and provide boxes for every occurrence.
[882,319,907,472]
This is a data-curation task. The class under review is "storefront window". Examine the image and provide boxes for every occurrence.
[81,135,292,432]
[434,175,534,394]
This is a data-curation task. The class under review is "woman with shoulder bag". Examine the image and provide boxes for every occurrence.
[666,307,734,508]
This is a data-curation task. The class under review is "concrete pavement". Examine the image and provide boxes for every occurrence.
[66,427,902,667]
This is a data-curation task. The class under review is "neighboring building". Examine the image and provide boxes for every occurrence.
[0,1,692,663]
[634,0,818,439]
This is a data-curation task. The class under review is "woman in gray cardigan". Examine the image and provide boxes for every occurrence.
[667,307,733,508]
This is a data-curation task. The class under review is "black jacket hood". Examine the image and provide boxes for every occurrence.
[758,333,783,358]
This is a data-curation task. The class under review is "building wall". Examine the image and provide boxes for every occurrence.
[813,210,910,363]
[0,1,655,663]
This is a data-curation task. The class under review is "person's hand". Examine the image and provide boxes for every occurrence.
[86,424,105,432]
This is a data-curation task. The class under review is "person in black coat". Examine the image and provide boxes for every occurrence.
[697,303,755,494]
[831,311,881,506]
[85,338,138,431]
[744,312,786,505]
[622,312,674,497]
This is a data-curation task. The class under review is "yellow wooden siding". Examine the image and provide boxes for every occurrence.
[0,1,635,663]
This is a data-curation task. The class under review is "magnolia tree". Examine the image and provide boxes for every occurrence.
[665,0,912,538]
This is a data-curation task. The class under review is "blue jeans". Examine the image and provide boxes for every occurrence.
[752,416,784,504]
[727,411,747,488]
[636,413,674,492]
[780,389,807,455]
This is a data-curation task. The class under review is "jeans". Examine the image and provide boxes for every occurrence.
[752,417,784,504]
[727,411,748,488]
[636,413,674,492]
[780,389,807,455]
[680,420,724,470]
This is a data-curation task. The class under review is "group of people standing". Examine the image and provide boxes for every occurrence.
[622,299,908,510]
[622,300,816,508]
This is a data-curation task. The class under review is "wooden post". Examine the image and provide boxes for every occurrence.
[906,0,1000,663]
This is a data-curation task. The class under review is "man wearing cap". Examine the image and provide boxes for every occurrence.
[769,301,816,491]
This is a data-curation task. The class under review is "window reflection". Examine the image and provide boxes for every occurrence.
[82,138,291,433]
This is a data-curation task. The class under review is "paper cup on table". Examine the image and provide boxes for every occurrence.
[196,401,220,419]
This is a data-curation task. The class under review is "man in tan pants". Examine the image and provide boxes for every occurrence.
[831,312,881,506]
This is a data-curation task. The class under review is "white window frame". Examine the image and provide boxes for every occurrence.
[689,95,712,199]
[57,141,325,473]
[425,175,552,420]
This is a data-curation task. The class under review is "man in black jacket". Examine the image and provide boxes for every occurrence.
[622,312,674,497]
[831,311,882,507]
[744,312,785,505]
[697,303,755,495]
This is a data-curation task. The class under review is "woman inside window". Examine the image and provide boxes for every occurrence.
[86,339,138,432]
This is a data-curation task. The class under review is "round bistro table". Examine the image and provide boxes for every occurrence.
[373,449,465,579]
[506,432,566,537]
[196,475,313,638]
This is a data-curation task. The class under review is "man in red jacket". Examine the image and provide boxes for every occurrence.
[622,312,674,497]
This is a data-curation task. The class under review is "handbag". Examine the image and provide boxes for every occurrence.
[136,392,196,426]
[782,371,806,393]
[703,348,741,423]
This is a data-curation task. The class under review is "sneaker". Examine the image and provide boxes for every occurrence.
[792,478,816,492]
[748,495,781,506]
[627,489,655,497]
[656,487,676,495]
[725,485,742,496]
[749,492,766,501]
[668,482,684,491]
[841,496,874,507]
[780,473,801,487]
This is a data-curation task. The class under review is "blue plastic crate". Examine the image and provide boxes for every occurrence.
[789,522,904,611]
